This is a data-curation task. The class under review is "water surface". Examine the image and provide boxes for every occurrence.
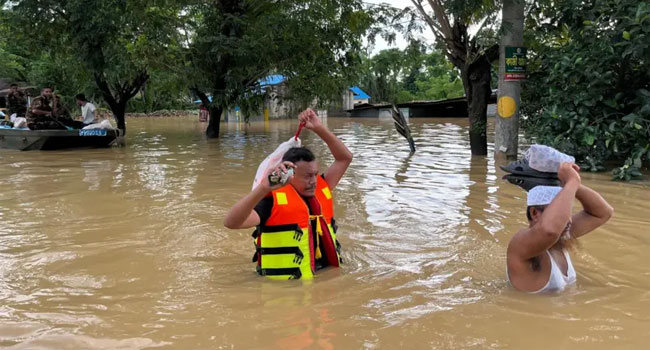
[0,116,648,349]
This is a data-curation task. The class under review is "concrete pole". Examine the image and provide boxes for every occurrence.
[495,0,525,160]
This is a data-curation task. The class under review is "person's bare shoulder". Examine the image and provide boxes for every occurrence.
[507,227,531,271]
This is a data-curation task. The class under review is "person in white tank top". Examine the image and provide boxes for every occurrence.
[507,163,613,293]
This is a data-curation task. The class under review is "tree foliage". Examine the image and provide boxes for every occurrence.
[183,0,374,138]
[4,0,183,131]
[358,43,464,104]
[521,0,650,179]
[406,0,501,155]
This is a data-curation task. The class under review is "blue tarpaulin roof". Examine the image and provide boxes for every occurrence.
[349,86,370,100]
[259,74,286,86]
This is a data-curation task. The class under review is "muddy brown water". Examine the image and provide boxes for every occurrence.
[0,117,648,349]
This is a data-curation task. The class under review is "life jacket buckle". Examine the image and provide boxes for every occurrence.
[293,250,304,264]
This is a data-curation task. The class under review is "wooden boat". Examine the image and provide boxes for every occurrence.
[0,128,119,151]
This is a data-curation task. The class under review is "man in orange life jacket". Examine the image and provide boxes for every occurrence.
[224,109,353,279]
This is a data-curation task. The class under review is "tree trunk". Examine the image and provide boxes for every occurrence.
[141,81,148,114]
[495,0,525,160]
[206,105,223,138]
[462,56,492,156]
[94,71,149,137]
[112,103,127,132]
[99,98,127,134]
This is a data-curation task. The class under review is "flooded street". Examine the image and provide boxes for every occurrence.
[0,116,648,349]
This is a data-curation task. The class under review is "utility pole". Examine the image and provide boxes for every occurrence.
[495,0,525,160]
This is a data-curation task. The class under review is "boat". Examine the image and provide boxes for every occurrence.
[0,128,120,151]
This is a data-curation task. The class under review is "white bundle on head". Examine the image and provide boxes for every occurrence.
[525,145,575,173]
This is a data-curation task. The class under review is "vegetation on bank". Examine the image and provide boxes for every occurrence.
[1,0,647,178]
[522,0,650,180]
[357,42,466,105]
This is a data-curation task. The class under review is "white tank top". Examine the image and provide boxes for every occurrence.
[507,249,577,293]
[532,249,577,293]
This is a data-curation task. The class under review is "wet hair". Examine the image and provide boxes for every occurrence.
[75,93,87,101]
[526,205,547,221]
[282,147,315,163]
[10,83,18,88]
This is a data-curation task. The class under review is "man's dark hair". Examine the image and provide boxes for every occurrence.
[75,93,87,101]
[41,85,53,91]
[10,83,18,88]
[526,205,547,221]
[282,147,315,163]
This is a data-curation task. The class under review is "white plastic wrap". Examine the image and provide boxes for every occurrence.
[81,119,115,130]
[525,144,575,173]
[12,117,27,128]
[252,137,301,190]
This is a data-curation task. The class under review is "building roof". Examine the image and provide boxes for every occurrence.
[259,74,286,86]
[349,86,370,100]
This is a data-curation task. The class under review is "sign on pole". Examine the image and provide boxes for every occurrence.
[504,47,527,81]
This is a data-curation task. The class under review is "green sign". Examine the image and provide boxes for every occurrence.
[505,47,527,81]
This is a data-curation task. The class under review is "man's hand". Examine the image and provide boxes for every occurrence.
[558,162,581,187]
[298,108,323,131]
[264,161,296,191]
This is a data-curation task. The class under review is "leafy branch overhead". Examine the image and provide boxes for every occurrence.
[185,0,377,137]
[397,0,501,155]
[521,0,649,180]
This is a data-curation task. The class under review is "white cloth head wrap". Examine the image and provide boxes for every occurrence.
[527,186,562,206]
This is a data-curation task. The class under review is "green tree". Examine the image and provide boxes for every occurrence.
[183,0,373,138]
[521,0,650,179]
[358,44,464,104]
[408,0,500,155]
[358,48,407,103]
[0,8,26,81]
[6,0,182,132]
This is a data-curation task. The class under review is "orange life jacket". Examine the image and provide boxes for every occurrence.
[253,176,341,279]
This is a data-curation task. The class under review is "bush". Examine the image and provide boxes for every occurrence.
[522,0,650,180]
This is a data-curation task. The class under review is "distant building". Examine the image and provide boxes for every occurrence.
[349,86,370,105]
[203,75,372,120]
[226,74,326,120]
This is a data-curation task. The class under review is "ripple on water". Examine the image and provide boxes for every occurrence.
[0,117,648,349]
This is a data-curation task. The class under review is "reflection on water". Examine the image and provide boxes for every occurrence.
[0,116,648,349]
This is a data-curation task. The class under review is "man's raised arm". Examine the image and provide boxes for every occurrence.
[570,185,614,238]
[298,109,352,190]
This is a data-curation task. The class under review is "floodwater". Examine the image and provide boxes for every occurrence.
[0,116,648,349]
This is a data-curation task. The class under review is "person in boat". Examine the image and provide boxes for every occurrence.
[7,84,27,119]
[224,108,353,280]
[52,94,85,129]
[26,86,64,130]
[507,163,613,293]
[75,93,98,126]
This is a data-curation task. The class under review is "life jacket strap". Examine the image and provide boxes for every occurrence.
[259,223,302,233]
[259,267,302,279]
[256,246,304,264]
